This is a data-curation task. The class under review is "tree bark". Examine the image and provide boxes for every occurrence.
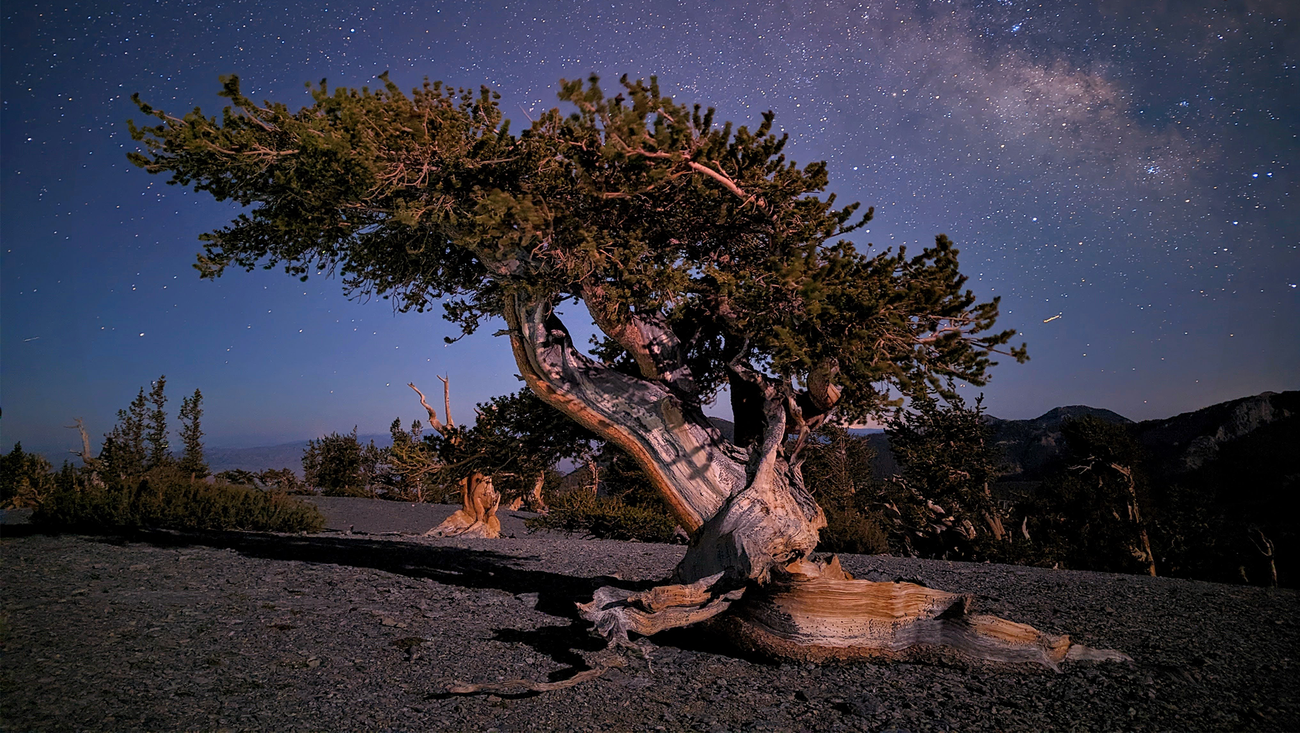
[427,472,502,539]
[527,470,549,513]
[504,293,1127,668]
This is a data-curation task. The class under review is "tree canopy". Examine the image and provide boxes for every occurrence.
[130,73,1025,424]
[120,75,1143,674]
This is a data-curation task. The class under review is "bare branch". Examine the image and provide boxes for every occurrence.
[408,382,447,436]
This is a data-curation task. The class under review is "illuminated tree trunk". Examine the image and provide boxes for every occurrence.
[527,470,548,513]
[505,295,1125,667]
[427,471,502,539]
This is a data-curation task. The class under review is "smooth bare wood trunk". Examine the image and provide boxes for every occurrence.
[504,294,1126,669]
[427,472,501,539]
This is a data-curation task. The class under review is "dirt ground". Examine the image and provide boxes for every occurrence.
[2,498,1298,732]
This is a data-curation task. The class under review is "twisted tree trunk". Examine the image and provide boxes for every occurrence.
[504,294,1126,668]
[428,471,502,539]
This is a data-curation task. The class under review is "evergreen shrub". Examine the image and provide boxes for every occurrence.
[526,490,677,543]
[33,466,324,534]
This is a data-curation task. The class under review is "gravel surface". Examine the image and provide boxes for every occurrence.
[2,498,1298,732]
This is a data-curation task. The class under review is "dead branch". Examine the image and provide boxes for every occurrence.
[65,418,97,467]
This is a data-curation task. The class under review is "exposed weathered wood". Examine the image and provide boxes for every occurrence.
[448,655,625,695]
[578,572,746,646]
[409,381,449,436]
[527,470,549,513]
[65,418,97,467]
[427,472,501,539]
[498,294,1125,672]
[503,294,743,532]
[718,556,1128,669]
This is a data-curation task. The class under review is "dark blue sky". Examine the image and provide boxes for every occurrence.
[3,0,1296,456]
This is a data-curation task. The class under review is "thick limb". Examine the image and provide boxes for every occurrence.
[504,293,744,532]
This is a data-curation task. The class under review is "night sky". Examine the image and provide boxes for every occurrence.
[3,0,1296,457]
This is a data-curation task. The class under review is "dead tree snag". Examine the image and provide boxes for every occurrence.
[410,379,502,539]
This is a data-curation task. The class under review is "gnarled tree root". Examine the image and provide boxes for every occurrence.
[581,557,1129,671]
[448,656,625,695]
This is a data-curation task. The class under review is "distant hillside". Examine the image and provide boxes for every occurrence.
[174,392,1300,483]
[989,405,1134,480]
[843,393,1296,486]
[206,433,392,476]
[1136,391,1300,477]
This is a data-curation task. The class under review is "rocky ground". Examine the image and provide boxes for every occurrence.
[2,497,1298,732]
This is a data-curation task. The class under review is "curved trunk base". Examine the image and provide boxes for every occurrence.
[582,556,1127,670]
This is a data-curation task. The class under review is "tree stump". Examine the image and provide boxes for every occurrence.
[427,472,501,539]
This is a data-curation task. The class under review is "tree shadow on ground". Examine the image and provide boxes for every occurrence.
[105,527,658,619]
[55,527,759,688]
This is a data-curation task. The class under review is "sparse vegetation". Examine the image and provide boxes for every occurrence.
[0,443,58,509]
[32,464,324,534]
[526,489,678,543]
[16,378,323,535]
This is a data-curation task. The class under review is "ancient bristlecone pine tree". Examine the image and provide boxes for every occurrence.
[408,379,502,539]
[128,73,1126,668]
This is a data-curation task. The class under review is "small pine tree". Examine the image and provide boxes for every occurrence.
[0,443,56,509]
[145,375,171,468]
[103,388,148,477]
[302,427,379,497]
[884,392,1005,559]
[177,388,208,478]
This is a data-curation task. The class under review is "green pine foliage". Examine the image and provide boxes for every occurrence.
[128,73,1024,425]
[177,388,209,478]
[406,388,598,505]
[883,392,1006,560]
[101,387,149,478]
[526,490,678,543]
[525,448,679,543]
[0,443,58,509]
[799,425,889,555]
[145,375,171,469]
[301,428,388,497]
[1016,416,1158,575]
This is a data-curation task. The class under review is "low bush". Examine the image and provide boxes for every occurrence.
[526,490,678,543]
[1,443,58,509]
[32,466,324,534]
[820,506,890,556]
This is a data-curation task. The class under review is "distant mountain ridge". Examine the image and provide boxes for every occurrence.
[204,433,392,476]
[840,392,1295,485]
[28,393,1291,479]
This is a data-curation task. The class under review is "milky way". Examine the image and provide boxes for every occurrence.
[2,0,1296,452]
